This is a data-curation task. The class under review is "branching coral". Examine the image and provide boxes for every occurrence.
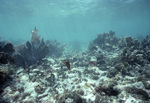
[46,40,65,57]
[88,30,125,52]
[114,36,150,76]
[120,36,146,65]
[142,34,150,61]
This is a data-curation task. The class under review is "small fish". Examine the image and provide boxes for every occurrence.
[89,61,97,66]
[61,59,71,70]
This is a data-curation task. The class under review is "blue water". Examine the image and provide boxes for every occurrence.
[0,0,150,44]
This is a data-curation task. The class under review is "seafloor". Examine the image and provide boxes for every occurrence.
[0,30,150,103]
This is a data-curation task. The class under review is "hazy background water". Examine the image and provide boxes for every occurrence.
[0,0,150,48]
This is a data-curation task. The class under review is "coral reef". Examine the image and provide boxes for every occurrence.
[0,64,14,103]
[0,67,9,84]
[120,36,144,65]
[88,30,125,52]
[0,42,15,55]
[0,30,150,103]
[46,40,65,57]
[0,42,15,64]
[125,87,149,101]
[142,34,150,61]
[95,79,120,96]
[0,52,15,64]
[55,91,85,103]
[87,31,150,102]
[112,36,150,77]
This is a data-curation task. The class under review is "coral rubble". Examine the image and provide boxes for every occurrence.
[0,30,150,103]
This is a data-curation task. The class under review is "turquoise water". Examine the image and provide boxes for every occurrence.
[1,1,150,102]
[0,0,150,44]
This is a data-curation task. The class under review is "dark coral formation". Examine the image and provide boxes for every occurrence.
[0,42,15,64]
[120,36,145,65]
[0,68,9,84]
[0,42,15,55]
[1,30,150,102]
[15,29,50,66]
[114,36,150,77]
[88,31,150,102]
[89,31,150,78]
[94,79,121,103]
[55,91,85,103]
[142,34,150,61]
[125,87,149,101]
[95,79,120,96]
[0,65,14,96]
[89,30,124,52]
[0,52,15,64]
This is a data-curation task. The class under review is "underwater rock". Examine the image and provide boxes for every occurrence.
[0,42,15,55]
[107,67,119,78]
[95,79,120,96]
[136,75,148,82]
[0,64,14,88]
[0,98,9,103]
[142,65,150,78]
[45,73,55,86]
[0,42,15,64]
[143,81,150,90]
[20,92,31,100]
[142,79,150,90]
[76,89,84,96]
[23,97,35,103]
[0,52,15,64]
[0,68,8,84]
[34,84,46,94]
[91,75,99,80]
[83,69,95,77]
[95,94,114,103]
[55,91,85,103]
[125,87,149,101]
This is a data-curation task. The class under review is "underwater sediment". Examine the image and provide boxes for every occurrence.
[0,30,150,103]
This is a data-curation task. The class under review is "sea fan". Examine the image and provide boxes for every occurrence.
[15,28,50,66]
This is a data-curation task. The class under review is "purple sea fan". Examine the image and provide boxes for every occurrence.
[15,28,50,66]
